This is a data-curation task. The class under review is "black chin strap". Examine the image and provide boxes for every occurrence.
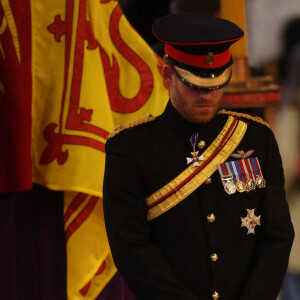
[171,64,232,91]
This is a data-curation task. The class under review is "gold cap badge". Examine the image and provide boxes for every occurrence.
[206,52,215,66]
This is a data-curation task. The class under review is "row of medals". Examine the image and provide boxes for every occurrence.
[222,175,266,195]
[194,138,266,194]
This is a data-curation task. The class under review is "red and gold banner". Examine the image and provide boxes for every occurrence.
[64,192,116,299]
[32,0,168,195]
[1,0,169,299]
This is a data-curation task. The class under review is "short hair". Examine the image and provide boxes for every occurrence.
[163,54,171,65]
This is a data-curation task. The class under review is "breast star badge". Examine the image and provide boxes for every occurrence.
[241,208,261,235]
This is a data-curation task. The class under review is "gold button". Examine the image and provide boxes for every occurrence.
[210,253,218,262]
[207,214,215,223]
[212,291,220,299]
[205,177,212,184]
[198,140,206,149]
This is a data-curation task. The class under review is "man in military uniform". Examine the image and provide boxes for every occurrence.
[103,13,294,300]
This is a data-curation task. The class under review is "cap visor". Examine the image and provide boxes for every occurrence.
[174,65,232,89]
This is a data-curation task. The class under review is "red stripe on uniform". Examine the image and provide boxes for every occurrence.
[148,118,238,209]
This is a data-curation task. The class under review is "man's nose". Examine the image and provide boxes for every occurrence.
[198,90,211,99]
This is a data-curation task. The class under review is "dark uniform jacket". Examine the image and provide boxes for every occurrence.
[103,101,294,300]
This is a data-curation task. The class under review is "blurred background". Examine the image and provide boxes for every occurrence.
[118,0,300,299]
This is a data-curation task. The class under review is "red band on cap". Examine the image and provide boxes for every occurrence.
[165,44,231,69]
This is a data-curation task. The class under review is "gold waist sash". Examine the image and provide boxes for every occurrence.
[146,116,248,221]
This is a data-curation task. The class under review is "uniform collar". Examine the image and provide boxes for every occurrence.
[160,100,226,142]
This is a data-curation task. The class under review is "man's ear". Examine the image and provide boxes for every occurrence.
[162,64,175,86]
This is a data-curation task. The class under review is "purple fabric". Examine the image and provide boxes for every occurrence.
[0,184,67,300]
[96,272,135,300]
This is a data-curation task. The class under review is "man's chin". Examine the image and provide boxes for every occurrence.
[189,110,217,124]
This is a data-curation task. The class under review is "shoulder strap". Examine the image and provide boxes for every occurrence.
[109,115,156,138]
[146,116,248,221]
[218,110,270,128]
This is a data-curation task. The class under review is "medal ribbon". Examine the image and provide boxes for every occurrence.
[232,160,242,182]
[254,157,263,177]
[190,132,198,151]
[218,163,234,181]
[250,157,262,178]
[226,161,237,184]
[218,164,225,177]
[219,162,228,177]
[247,158,256,180]
[218,162,235,193]
[226,163,235,183]
[237,159,247,182]
[242,159,255,180]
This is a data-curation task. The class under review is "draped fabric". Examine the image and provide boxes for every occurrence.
[0,0,169,298]
[0,0,32,193]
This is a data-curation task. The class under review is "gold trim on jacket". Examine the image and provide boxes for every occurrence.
[146,116,248,221]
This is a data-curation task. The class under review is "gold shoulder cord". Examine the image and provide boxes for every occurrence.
[109,115,156,138]
[218,110,270,128]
